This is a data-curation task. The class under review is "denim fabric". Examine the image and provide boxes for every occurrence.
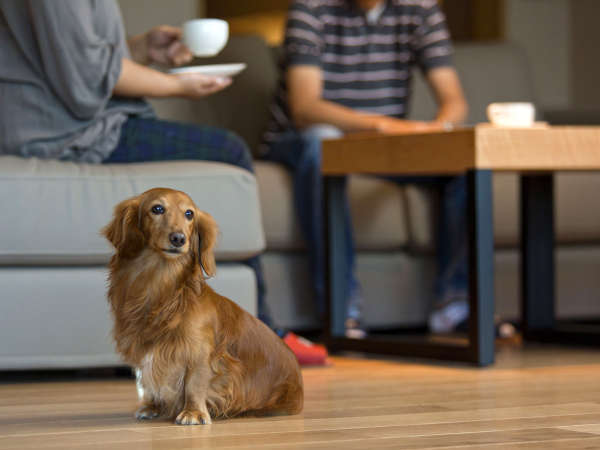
[104,117,254,172]
[103,117,273,326]
[263,125,468,321]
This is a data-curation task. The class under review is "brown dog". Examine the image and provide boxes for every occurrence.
[102,188,303,424]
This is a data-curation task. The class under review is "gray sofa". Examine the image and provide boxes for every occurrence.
[0,158,263,369]
[3,34,600,370]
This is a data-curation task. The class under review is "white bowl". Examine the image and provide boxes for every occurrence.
[183,19,229,57]
[487,102,535,128]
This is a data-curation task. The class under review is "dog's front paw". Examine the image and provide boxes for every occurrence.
[175,410,212,425]
[135,405,160,420]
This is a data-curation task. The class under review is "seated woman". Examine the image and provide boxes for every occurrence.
[0,0,327,365]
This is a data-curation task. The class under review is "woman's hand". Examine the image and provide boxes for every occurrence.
[172,73,232,99]
[114,59,231,99]
[128,26,193,67]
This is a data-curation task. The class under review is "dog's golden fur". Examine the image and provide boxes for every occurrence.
[102,188,303,425]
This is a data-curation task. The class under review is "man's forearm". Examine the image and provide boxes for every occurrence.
[434,98,468,125]
[293,99,387,132]
[426,67,468,126]
[113,58,179,98]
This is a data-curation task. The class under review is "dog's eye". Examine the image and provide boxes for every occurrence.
[185,210,194,220]
[151,204,165,215]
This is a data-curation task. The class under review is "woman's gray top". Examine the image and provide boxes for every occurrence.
[0,0,153,162]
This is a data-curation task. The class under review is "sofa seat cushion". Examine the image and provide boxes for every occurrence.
[403,174,523,251]
[406,172,600,251]
[0,263,256,369]
[556,173,600,243]
[490,173,600,247]
[256,161,409,250]
[0,156,265,265]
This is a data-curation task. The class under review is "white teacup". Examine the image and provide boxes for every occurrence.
[487,102,536,128]
[182,19,229,57]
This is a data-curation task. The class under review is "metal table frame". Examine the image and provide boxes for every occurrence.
[321,126,600,366]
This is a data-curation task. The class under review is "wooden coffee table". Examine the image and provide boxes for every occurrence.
[321,125,600,366]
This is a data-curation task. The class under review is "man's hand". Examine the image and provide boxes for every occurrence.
[172,73,232,99]
[128,26,193,67]
[375,117,433,134]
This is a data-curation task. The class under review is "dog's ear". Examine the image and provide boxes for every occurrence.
[102,196,144,258]
[193,210,218,278]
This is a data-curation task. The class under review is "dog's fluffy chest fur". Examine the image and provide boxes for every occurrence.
[107,253,205,363]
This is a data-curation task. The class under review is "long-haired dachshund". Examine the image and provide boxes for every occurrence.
[102,188,303,425]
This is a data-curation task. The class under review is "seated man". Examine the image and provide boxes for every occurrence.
[261,0,472,336]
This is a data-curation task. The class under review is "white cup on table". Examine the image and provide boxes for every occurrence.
[487,102,536,128]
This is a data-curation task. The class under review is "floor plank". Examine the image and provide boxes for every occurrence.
[2,345,600,449]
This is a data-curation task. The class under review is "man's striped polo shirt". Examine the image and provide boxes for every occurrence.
[261,0,454,152]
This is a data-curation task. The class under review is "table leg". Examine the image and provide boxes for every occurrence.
[324,176,349,338]
[521,174,555,336]
[467,169,496,366]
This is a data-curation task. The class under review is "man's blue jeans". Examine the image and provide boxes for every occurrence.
[263,125,469,321]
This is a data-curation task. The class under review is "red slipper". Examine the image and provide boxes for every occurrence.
[283,332,329,366]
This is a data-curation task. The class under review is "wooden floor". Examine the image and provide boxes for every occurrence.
[3,345,600,449]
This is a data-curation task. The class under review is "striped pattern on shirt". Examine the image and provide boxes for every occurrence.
[261,0,453,152]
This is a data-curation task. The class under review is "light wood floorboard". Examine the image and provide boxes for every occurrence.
[2,346,600,449]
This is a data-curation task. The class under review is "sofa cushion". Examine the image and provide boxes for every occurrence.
[405,174,521,251]
[490,173,600,247]
[350,174,409,251]
[493,174,520,247]
[0,263,256,369]
[406,172,600,251]
[0,156,265,264]
[556,173,600,243]
[256,161,408,250]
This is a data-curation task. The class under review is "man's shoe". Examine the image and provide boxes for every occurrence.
[345,318,367,339]
[428,298,469,334]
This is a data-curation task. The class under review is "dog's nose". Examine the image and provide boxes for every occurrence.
[169,232,186,248]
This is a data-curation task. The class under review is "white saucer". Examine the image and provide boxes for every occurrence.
[169,63,247,77]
